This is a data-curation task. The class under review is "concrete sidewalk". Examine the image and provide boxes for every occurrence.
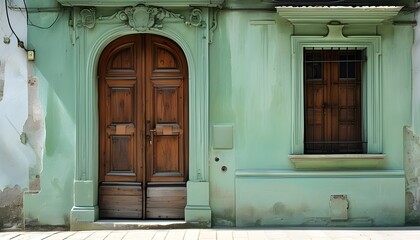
[2,228,420,240]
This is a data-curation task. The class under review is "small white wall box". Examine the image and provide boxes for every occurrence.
[213,125,233,149]
[330,195,349,220]
[27,50,35,61]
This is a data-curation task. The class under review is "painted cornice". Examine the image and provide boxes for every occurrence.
[57,0,224,7]
[276,6,403,24]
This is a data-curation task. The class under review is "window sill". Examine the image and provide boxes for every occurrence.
[288,154,385,170]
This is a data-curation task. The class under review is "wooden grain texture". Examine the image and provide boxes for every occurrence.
[98,34,189,219]
[99,185,142,219]
[146,186,186,219]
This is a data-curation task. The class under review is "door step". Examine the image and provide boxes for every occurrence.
[71,220,209,231]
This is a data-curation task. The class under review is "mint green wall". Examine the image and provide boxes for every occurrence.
[380,24,413,169]
[22,0,413,227]
[209,11,292,225]
[235,172,405,226]
[24,1,75,226]
[210,12,292,169]
[209,10,412,226]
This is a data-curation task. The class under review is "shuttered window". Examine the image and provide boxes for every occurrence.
[304,49,366,154]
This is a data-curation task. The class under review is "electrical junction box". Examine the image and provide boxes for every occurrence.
[27,50,35,61]
[213,124,233,149]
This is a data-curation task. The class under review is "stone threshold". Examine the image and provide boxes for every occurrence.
[71,220,209,231]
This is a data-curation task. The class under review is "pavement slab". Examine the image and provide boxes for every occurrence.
[2,227,420,240]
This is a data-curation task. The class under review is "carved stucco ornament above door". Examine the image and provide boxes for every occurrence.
[122,5,185,31]
[78,5,208,31]
[78,8,96,28]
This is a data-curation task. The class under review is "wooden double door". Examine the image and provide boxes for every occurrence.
[98,34,188,219]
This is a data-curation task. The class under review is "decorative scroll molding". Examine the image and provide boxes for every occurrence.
[185,9,206,28]
[78,8,96,29]
[209,9,219,44]
[80,6,209,31]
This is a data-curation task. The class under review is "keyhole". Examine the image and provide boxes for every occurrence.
[221,166,227,172]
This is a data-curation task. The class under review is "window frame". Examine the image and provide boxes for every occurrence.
[290,26,382,155]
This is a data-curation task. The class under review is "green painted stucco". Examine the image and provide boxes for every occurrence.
[25,0,213,227]
[24,0,75,227]
[209,9,412,226]
[23,0,414,228]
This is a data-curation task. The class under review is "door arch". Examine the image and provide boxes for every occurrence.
[97,34,189,219]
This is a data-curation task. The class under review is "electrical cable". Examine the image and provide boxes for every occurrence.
[4,0,26,49]
[23,0,62,29]
[22,0,28,24]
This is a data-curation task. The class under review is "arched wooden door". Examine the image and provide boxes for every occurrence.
[98,34,188,219]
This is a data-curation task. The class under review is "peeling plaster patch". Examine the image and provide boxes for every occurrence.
[29,175,40,192]
[404,126,420,225]
[0,59,4,101]
[23,76,45,191]
[0,185,23,230]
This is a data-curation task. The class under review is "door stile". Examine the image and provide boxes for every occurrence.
[137,35,147,219]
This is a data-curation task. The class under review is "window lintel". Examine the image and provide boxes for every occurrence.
[277,6,403,25]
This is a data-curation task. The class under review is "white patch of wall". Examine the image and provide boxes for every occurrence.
[0,60,4,101]
[0,0,34,191]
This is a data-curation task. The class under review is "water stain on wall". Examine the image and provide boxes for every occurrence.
[237,202,311,227]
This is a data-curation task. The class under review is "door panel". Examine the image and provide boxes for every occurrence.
[110,136,134,171]
[99,184,142,219]
[107,43,137,74]
[154,136,180,174]
[151,43,181,72]
[146,186,186,219]
[155,87,179,123]
[110,88,134,123]
[98,34,188,219]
